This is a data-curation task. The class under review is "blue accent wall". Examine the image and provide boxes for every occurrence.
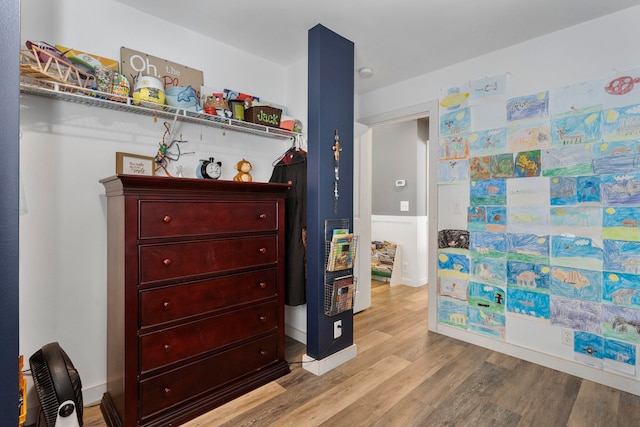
[0,0,21,423]
[307,25,355,359]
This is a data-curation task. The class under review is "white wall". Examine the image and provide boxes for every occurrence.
[359,6,640,395]
[19,0,305,413]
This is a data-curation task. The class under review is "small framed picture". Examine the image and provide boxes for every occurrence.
[116,152,155,176]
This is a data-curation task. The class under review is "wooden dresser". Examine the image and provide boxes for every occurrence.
[99,175,290,427]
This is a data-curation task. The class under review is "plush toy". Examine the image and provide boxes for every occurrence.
[233,158,253,182]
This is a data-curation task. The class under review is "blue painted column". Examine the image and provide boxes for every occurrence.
[307,25,354,359]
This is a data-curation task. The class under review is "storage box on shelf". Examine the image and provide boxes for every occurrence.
[245,105,282,128]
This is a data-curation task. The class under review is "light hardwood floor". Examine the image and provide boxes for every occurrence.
[83,280,640,427]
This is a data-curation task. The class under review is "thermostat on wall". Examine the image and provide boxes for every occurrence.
[395,179,406,187]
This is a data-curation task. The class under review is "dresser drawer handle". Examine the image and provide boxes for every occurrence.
[259,349,268,357]
[162,301,171,310]
[164,387,172,397]
[259,315,267,322]
[163,215,172,223]
[163,258,172,266]
[258,213,267,219]
[259,248,267,254]
[163,344,171,352]
[258,282,268,289]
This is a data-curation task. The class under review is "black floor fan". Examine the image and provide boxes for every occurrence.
[29,342,83,427]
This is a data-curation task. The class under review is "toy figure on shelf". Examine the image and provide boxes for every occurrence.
[154,121,193,176]
[233,159,253,182]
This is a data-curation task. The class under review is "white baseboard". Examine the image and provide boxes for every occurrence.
[285,324,307,345]
[302,344,357,376]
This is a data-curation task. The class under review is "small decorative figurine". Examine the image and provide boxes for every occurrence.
[233,159,253,182]
[196,157,222,179]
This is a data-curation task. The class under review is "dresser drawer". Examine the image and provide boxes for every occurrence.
[140,301,278,372]
[139,236,277,284]
[139,334,279,419]
[139,200,278,239]
[140,268,278,327]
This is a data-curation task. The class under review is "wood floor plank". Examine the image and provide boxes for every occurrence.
[566,380,621,427]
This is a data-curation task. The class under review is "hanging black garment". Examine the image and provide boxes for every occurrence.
[270,150,307,305]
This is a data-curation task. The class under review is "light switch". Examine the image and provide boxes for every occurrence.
[400,201,409,211]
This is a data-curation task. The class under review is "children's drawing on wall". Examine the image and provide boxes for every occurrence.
[507,288,550,320]
[470,231,507,258]
[438,276,469,301]
[549,79,601,115]
[603,240,640,274]
[514,150,541,177]
[602,104,640,141]
[440,108,471,136]
[506,233,549,264]
[438,297,469,330]
[507,122,551,152]
[551,112,601,146]
[507,206,550,235]
[439,135,470,160]
[507,92,549,122]
[592,141,640,174]
[602,304,640,344]
[550,207,602,239]
[440,84,470,111]
[602,69,640,109]
[576,175,601,204]
[507,177,550,206]
[489,153,515,178]
[551,235,603,270]
[468,306,506,340]
[470,257,507,286]
[603,272,640,309]
[468,128,507,156]
[469,179,506,205]
[437,250,470,274]
[603,338,637,376]
[439,159,470,183]
[574,331,604,368]
[550,296,602,335]
[507,261,550,291]
[469,156,492,181]
[468,281,505,313]
[550,266,602,302]
[468,205,506,232]
[550,177,578,205]
[468,74,507,104]
[603,207,640,241]
[438,229,470,250]
[601,173,640,206]
[541,144,593,177]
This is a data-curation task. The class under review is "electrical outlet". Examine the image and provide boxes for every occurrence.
[402,262,408,272]
[333,320,342,339]
[400,201,409,211]
[561,328,573,346]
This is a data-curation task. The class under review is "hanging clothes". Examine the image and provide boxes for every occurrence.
[270,149,307,305]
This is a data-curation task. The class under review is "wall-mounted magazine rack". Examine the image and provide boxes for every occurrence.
[323,219,358,316]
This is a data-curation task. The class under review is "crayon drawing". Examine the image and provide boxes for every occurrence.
[602,207,640,241]
[603,338,637,376]
[469,156,492,181]
[602,304,640,344]
[439,134,470,160]
[603,240,640,274]
[507,206,549,235]
[490,154,515,179]
[507,122,551,152]
[439,159,469,183]
[468,74,507,103]
[468,281,506,314]
[514,150,541,177]
[550,177,577,206]
[440,85,470,111]
[468,306,506,340]
[601,173,640,206]
[506,261,550,291]
[602,104,640,141]
[437,297,469,330]
[602,69,640,109]
[437,250,470,275]
[593,140,640,158]
[574,331,604,368]
[470,179,506,206]
[549,79,601,115]
[438,276,469,301]
[550,207,602,239]
[541,144,593,177]
[550,296,602,335]
[576,175,601,204]
[470,256,507,286]
[603,272,640,309]
[506,233,550,264]
[468,127,507,155]
[592,141,640,174]
[470,232,507,258]
[440,107,471,136]
[507,92,549,122]
[506,288,550,320]
[550,235,603,270]
[550,266,602,302]
[468,206,506,232]
[438,229,470,249]
[507,177,550,207]
[551,112,601,146]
